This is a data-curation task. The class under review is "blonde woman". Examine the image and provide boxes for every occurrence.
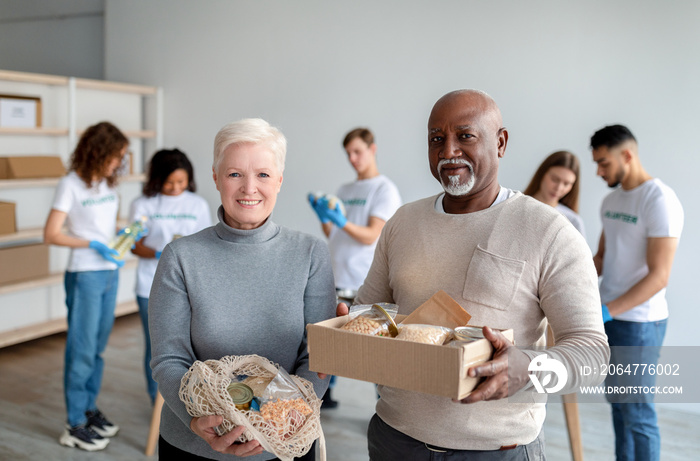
[524,150,586,239]
[149,118,336,460]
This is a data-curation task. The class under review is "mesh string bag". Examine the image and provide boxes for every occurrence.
[179,354,326,461]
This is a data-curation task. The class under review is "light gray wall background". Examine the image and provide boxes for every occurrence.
[2,0,698,410]
[0,0,104,79]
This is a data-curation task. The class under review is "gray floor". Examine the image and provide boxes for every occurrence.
[0,313,698,460]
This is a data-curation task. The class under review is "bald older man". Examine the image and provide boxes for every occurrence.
[346,90,609,460]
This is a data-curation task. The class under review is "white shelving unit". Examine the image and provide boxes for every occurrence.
[0,69,162,348]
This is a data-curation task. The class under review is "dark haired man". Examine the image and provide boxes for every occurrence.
[309,127,401,407]
[591,124,684,461]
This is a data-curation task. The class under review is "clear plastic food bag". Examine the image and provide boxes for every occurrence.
[340,303,399,337]
[258,367,313,437]
[179,355,323,460]
[395,323,453,345]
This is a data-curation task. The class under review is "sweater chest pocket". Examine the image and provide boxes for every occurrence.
[463,246,525,311]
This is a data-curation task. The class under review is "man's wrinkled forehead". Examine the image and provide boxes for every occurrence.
[428,91,502,131]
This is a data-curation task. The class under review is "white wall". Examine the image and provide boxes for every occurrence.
[0,0,104,79]
[103,0,699,350]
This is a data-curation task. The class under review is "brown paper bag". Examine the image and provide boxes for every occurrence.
[401,290,472,329]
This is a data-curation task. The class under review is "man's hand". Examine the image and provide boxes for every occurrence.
[456,326,530,404]
[324,202,347,229]
[308,193,330,224]
[190,415,263,457]
[317,302,350,379]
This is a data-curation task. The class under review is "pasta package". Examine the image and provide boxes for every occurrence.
[340,303,399,337]
[396,324,452,345]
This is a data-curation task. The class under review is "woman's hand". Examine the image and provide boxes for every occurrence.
[130,237,158,258]
[190,415,264,457]
[336,301,349,317]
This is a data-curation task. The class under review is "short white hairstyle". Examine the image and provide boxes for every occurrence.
[213,118,287,173]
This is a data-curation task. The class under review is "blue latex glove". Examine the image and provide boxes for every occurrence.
[135,226,148,241]
[601,304,613,323]
[323,200,347,229]
[307,193,330,224]
[155,250,162,260]
[89,240,125,267]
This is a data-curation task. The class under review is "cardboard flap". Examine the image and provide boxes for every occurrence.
[401,290,472,328]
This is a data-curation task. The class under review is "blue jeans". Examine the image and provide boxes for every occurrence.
[604,319,667,461]
[64,270,119,427]
[137,296,157,403]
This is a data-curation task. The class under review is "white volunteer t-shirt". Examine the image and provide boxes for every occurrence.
[329,175,402,291]
[600,178,684,322]
[434,186,517,212]
[51,171,120,271]
[129,191,212,298]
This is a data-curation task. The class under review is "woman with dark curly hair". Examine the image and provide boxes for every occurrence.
[44,121,129,452]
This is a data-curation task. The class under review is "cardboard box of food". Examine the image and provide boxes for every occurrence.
[0,243,49,285]
[0,94,41,128]
[0,156,65,180]
[307,291,514,399]
[0,201,17,235]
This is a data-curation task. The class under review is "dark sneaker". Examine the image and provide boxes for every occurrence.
[59,424,109,451]
[86,409,119,437]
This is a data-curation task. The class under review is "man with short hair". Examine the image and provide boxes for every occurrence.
[591,124,683,461]
[342,89,608,460]
[309,127,401,407]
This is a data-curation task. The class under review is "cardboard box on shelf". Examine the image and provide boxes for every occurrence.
[307,290,514,400]
[0,156,65,180]
[0,94,42,128]
[0,243,49,285]
[0,201,17,235]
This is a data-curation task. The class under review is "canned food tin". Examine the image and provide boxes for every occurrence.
[454,326,485,342]
[227,383,254,410]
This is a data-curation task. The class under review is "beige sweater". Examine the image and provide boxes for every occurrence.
[356,192,609,450]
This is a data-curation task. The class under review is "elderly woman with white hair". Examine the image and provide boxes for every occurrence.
[149,118,336,460]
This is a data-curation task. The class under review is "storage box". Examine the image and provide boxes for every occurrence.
[0,243,49,285]
[0,156,65,179]
[307,291,514,399]
[0,94,41,128]
[0,201,17,235]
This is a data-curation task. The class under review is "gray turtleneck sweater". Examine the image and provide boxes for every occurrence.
[149,207,336,460]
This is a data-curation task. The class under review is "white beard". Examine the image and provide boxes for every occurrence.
[438,159,475,196]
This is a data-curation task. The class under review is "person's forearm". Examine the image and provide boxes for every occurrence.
[321,222,332,238]
[44,232,90,249]
[340,221,381,245]
[593,254,603,276]
[131,238,157,258]
[593,233,605,276]
[607,271,669,316]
